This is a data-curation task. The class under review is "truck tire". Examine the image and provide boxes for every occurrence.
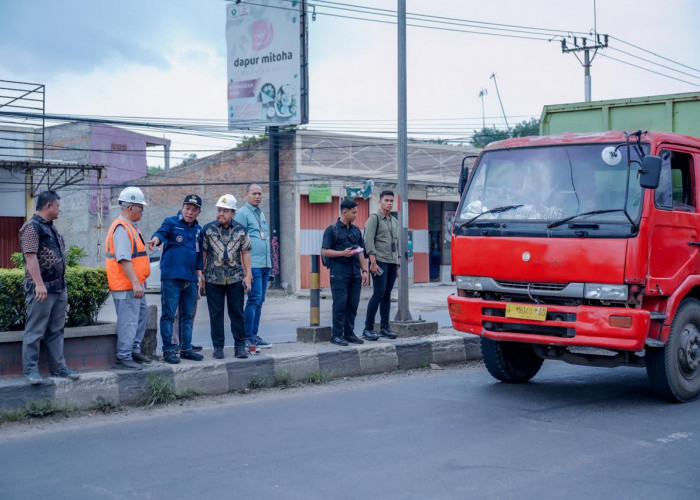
[480,337,544,383]
[646,298,700,402]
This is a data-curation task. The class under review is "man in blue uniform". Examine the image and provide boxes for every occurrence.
[148,194,205,364]
[321,198,370,346]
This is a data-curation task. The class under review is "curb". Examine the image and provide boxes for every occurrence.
[0,334,482,412]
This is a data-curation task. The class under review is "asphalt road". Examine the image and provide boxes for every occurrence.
[2,362,699,499]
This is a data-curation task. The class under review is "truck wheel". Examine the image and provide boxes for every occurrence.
[646,298,700,402]
[480,337,544,383]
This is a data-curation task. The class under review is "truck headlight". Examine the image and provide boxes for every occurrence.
[583,283,628,301]
[456,276,486,291]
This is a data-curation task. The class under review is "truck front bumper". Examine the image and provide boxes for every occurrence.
[447,295,651,351]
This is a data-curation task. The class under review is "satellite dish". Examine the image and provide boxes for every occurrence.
[602,146,622,166]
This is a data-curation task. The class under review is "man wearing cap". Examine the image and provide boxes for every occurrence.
[105,186,152,370]
[148,194,205,364]
[234,183,273,349]
[202,194,252,359]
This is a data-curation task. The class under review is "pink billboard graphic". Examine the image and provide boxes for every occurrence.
[228,79,260,99]
[252,19,274,51]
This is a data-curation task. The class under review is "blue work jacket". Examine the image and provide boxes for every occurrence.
[152,211,203,282]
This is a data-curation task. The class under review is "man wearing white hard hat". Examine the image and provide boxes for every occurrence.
[202,194,252,359]
[105,186,152,370]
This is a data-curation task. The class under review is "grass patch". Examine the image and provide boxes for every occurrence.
[303,371,332,385]
[176,388,201,400]
[248,374,268,390]
[142,374,177,407]
[418,361,430,369]
[94,397,121,414]
[274,371,295,388]
[0,399,75,424]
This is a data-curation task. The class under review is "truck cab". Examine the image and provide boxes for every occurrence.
[448,130,700,402]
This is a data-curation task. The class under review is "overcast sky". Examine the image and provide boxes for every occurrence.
[1,0,699,165]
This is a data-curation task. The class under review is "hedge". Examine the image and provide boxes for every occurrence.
[0,267,109,332]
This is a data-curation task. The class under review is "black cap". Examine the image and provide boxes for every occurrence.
[183,194,202,208]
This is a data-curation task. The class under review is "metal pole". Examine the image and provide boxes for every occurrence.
[395,0,412,321]
[490,73,510,133]
[584,48,591,102]
[268,126,281,287]
[310,254,320,326]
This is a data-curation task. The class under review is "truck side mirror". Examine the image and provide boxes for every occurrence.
[458,165,469,194]
[639,155,662,189]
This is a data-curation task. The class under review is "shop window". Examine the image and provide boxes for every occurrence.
[655,150,695,211]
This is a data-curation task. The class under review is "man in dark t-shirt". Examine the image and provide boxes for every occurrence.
[321,198,370,346]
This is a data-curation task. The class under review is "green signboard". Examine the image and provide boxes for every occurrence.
[309,184,332,203]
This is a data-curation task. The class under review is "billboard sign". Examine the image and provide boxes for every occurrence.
[226,1,308,129]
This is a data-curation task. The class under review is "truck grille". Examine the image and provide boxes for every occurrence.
[494,280,568,292]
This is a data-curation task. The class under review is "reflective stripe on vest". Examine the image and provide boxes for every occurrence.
[105,218,151,291]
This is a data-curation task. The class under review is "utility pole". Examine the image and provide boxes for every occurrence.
[561,34,608,102]
[395,0,412,321]
[489,73,510,134]
[478,88,488,129]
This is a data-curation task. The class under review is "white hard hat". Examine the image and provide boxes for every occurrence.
[215,194,238,210]
[118,186,148,206]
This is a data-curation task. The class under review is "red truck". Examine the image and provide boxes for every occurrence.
[448,127,700,402]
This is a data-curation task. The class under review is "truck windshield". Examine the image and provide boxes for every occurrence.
[459,144,646,226]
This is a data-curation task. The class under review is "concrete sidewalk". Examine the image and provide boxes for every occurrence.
[1,283,478,413]
[0,331,481,412]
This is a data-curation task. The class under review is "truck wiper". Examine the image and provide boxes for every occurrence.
[459,205,523,228]
[547,209,626,229]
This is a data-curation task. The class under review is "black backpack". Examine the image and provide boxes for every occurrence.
[321,224,339,269]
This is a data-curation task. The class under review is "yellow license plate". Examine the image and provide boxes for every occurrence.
[505,303,547,322]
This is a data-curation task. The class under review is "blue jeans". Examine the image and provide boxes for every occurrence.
[244,267,270,339]
[160,279,197,352]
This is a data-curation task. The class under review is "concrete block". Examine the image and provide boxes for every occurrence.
[273,353,320,381]
[430,336,468,365]
[53,371,120,410]
[225,356,276,391]
[358,344,398,375]
[464,337,482,360]
[318,349,361,377]
[296,326,332,343]
[0,377,56,411]
[389,320,439,338]
[141,304,158,357]
[172,362,229,395]
[117,367,174,406]
[396,339,432,370]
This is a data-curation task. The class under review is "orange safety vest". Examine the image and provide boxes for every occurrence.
[105,218,151,291]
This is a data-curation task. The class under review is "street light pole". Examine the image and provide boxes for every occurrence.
[395,0,412,321]
[478,88,488,129]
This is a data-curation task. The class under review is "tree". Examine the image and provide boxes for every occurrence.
[177,153,198,168]
[470,118,541,148]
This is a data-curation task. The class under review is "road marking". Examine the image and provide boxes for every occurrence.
[656,432,692,444]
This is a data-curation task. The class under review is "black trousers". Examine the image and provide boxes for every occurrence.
[205,282,246,349]
[330,274,362,339]
[365,262,398,331]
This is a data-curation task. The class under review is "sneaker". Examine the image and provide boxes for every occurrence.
[379,328,398,339]
[115,359,143,371]
[180,349,204,361]
[330,336,349,346]
[131,352,152,364]
[362,329,380,341]
[245,339,260,353]
[163,351,180,364]
[52,367,80,380]
[26,372,43,385]
[234,346,249,359]
[344,334,364,345]
[252,336,271,348]
[213,348,224,359]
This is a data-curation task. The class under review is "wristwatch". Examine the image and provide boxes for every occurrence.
[361,270,368,274]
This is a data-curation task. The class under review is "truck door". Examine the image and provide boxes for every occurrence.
[648,148,700,293]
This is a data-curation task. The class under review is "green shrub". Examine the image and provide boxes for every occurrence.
[0,267,109,331]
[142,375,177,407]
[11,245,87,269]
